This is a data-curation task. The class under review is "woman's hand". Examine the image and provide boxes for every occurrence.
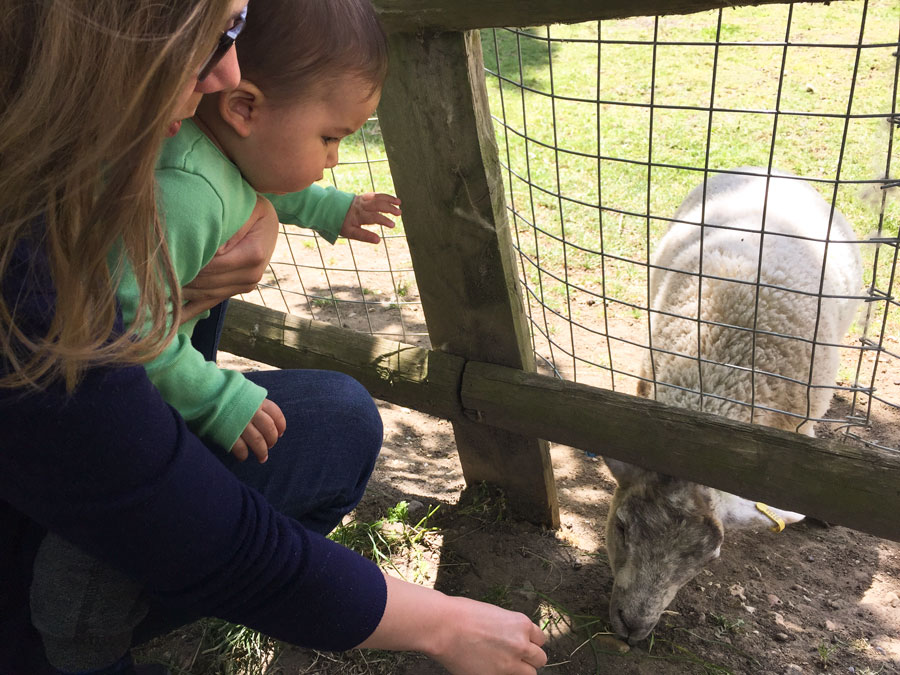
[181,195,280,323]
[428,595,547,674]
[359,574,547,675]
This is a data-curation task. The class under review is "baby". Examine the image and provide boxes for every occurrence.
[117,0,399,464]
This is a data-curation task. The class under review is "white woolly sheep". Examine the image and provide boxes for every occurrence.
[604,167,863,644]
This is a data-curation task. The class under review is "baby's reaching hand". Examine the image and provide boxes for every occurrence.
[340,192,401,245]
[231,398,286,463]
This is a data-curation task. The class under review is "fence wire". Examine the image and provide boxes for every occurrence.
[483,0,899,451]
[241,0,899,453]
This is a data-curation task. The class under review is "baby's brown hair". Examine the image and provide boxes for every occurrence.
[237,0,388,103]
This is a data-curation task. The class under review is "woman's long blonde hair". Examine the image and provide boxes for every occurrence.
[0,0,232,390]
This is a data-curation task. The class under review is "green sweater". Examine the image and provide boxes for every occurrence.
[116,119,354,452]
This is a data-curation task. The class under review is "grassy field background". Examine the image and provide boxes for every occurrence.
[478,1,899,380]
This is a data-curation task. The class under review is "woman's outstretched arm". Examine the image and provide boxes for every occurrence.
[359,573,548,675]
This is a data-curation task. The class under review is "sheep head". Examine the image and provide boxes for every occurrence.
[604,458,724,644]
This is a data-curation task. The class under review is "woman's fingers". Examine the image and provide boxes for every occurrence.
[529,620,547,647]
[522,641,548,670]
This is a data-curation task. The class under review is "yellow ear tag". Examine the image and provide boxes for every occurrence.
[755,502,786,533]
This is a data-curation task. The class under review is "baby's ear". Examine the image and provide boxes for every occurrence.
[219,80,266,138]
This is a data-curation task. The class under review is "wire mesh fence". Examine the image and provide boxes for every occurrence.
[240,0,899,452]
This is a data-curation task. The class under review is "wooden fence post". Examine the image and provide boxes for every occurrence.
[377,29,559,527]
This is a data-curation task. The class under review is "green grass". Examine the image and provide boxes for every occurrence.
[135,619,282,675]
[328,500,440,577]
[479,1,899,336]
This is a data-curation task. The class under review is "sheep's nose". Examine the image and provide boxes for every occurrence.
[617,609,634,634]
[619,608,654,645]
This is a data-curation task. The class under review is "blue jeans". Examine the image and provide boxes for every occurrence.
[227,367,383,535]
[31,302,383,672]
[201,301,382,534]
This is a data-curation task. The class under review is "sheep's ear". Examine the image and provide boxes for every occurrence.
[718,495,805,531]
[603,458,647,486]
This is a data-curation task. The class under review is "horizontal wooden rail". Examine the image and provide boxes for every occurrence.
[219,300,465,421]
[372,0,845,33]
[461,362,900,542]
[222,300,900,542]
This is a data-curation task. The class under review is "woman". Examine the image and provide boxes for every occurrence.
[0,2,548,674]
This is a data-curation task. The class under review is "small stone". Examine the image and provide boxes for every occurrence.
[824,620,839,632]
[885,591,899,608]
[516,580,537,602]
[785,665,802,674]
[407,500,426,517]
[744,604,757,614]
[729,583,747,602]
[775,632,791,643]
[805,82,816,93]
[826,599,841,610]
[594,635,630,654]
[774,612,787,627]
[768,594,782,606]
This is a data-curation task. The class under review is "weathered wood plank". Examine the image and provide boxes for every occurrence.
[378,31,533,369]
[461,360,900,542]
[221,300,899,540]
[220,300,465,421]
[377,30,559,527]
[372,0,845,33]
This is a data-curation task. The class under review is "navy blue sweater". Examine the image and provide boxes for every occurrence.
[0,240,387,672]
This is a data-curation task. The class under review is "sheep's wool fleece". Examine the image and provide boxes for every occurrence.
[644,167,862,433]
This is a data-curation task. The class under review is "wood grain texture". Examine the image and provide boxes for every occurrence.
[461,360,900,542]
[221,302,899,540]
[340,30,559,526]
[377,31,533,369]
[220,300,465,421]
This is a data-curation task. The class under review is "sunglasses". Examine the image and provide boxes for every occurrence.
[197,5,247,82]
